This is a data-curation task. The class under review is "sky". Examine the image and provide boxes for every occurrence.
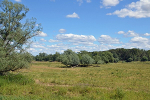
[9,0,150,55]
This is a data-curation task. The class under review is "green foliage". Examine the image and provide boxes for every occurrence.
[81,54,95,66]
[93,55,102,64]
[97,60,104,64]
[0,52,33,75]
[141,56,148,62]
[100,51,114,63]
[147,50,150,61]
[61,49,80,67]
[35,52,61,62]
[0,73,34,87]
[126,58,133,62]
[0,0,41,75]
[114,58,119,63]
[101,56,109,64]
[34,48,150,65]
[109,48,147,61]
[110,88,125,100]
[35,53,48,61]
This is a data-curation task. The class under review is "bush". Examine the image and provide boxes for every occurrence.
[61,49,80,67]
[97,60,104,64]
[114,58,119,63]
[126,58,133,62]
[110,88,125,100]
[141,56,148,62]
[81,54,95,66]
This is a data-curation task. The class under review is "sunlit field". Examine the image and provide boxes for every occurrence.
[0,61,150,100]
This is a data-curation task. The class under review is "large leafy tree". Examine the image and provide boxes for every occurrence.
[0,0,42,75]
[61,49,80,67]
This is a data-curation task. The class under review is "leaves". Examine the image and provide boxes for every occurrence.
[61,49,80,67]
[0,0,41,74]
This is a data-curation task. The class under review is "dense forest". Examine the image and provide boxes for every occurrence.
[34,48,150,66]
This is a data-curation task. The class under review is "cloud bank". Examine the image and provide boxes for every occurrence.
[107,0,150,18]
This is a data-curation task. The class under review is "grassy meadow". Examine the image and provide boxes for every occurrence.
[0,61,150,100]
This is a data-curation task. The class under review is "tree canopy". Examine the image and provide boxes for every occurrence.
[0,0,41,75]
[61,49,80,67]
[81,54,94,66]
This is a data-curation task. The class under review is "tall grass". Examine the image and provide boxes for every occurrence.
[0,61,150,100]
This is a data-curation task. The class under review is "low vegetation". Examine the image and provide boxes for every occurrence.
[0,61,150,100]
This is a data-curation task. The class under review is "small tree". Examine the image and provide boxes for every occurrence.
[141,56,148,62]
[114,58,119,63]
[81,54,94,66]
[93,55,101,64]
[0,0,41,75]
[61,49,80,67]
[102,56,109,64]
[126,58,133,62]
[100,51,114,63]
[97,60,104,64]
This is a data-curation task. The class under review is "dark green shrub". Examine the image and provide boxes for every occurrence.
[141,56,148,62]
[126,58,133,62]
[114,58,119,63]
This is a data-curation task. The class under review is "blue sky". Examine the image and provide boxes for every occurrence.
[10,0,150,55]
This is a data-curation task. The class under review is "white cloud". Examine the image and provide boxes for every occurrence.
[102,0,120,7]
[47,43,70,53]
[77,0,83,5]
[31,42,47,49]
[118,30,139,37]
[127,30,139,37]
[40,38,47,42]
[98,35,121,44]
[49,39,59,43]
[107,0,150,18]
[118,31,125,34]
[32,44,46,49]
[144,33,150,36]
[131,37,149,43]
[59,29,66,33]
[121,36,150,49]
[56,33,96,46]
[37,31,47,37]
[77,0,91,5]
[47,44,99,54]
[15,0,21,2]
[66,12,80,19]
[27,48,37,53]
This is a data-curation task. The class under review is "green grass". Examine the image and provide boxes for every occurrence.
[0,61,150,100]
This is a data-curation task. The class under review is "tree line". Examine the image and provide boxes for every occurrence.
[34,48,150,67]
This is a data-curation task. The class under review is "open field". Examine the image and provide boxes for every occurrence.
[0,61,150,100]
